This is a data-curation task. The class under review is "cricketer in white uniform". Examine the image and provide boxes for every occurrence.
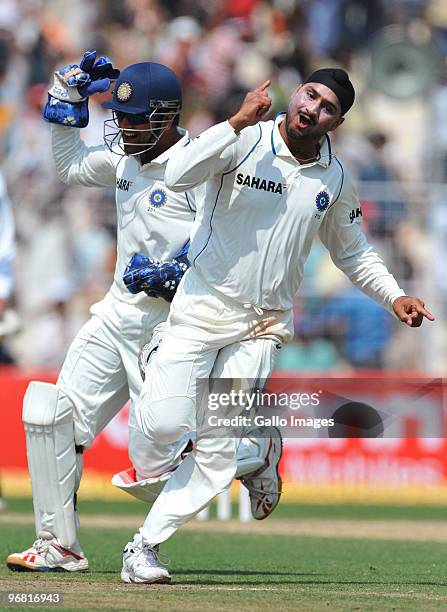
[5,54,194,572]
[123,68,434,583]
[7,53,282,575]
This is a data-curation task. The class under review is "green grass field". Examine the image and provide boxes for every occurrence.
[1,498,447,611]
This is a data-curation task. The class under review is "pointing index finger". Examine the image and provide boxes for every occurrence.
[409,301,435,320]
[417,305,435,321]
[256,80,271,92]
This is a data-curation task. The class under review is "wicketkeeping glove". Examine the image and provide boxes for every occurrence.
[123,243,190,302]
[43,50,120,128]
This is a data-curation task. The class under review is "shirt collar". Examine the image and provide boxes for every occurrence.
[271,112,332,168]
[142,127,191,167]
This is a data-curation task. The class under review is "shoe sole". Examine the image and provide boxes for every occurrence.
[255,426,283,521]
[121,568,171,584]
[6,556,89,573]
[7,562,89,573]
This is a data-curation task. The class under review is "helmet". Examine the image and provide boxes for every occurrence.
[103,62,182,156]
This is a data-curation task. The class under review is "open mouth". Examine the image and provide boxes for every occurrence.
[298,113,313,128]
[122,132,141,146]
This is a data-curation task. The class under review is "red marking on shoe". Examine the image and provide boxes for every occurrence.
[262,501,271,514]
[52,544,83,561]
[255,482,266,511]
[264,439,273,468]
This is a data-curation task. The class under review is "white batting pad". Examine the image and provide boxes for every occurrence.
[23,381,77,548]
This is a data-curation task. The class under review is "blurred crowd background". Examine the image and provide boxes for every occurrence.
[0,0,446,373]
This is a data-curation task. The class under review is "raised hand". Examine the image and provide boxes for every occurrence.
[50,51,120,103]
[229,80,272,134]
[44,50,120,128]
[77,51,120,98]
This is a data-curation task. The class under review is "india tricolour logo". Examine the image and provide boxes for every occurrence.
[315,191,330,212]
[148,188,167,210]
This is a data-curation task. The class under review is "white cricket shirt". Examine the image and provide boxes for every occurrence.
[165,114,405,313]
[51,125,195,306]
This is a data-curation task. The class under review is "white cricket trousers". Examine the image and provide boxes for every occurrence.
[57,291,170,473]
[135,269,293,545]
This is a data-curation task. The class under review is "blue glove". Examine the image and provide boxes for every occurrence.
[44,50,120,128]
[123,244,190,302]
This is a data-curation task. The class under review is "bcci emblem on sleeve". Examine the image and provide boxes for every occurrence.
[315,191,330,212]
[147,188,167,210]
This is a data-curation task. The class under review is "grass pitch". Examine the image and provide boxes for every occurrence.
[1,498,447,611]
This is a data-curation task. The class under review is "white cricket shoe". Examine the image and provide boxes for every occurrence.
[6,534,88,572]
[240,426,283,520]
[121,536,171,584]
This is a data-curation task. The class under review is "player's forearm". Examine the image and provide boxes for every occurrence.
[51,124,115,187]
[320,179,405,314]
[51,124,89,185]
[333,245,405,314]
[165,121,238,191]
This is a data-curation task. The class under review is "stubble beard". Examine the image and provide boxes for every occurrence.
[285,109,321,144]
[285,111,300,143]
